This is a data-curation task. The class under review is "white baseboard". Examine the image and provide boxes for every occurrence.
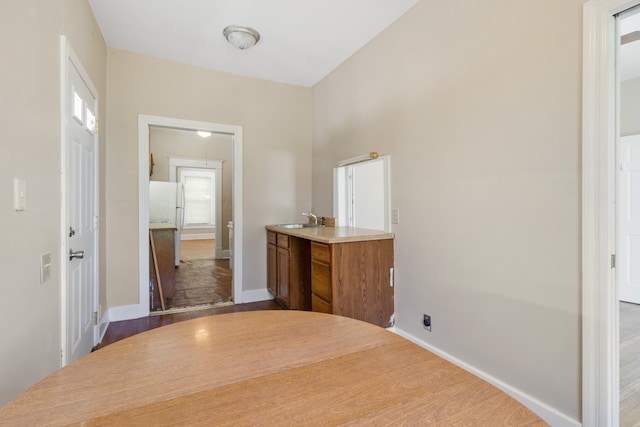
[107,303,148,322]
[216,249,230,259]
[387,327,581,427]
[97,311,110,342]
[241,289,274,304]
[103,290,273,326]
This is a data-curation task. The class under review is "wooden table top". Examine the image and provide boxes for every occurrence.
[0,311,547,426]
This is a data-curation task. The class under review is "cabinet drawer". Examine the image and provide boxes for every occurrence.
[311,242,330,263]
[277,233,289,249]
[267,231,277,245]
[311,260,331,302]
[312,294,331,314]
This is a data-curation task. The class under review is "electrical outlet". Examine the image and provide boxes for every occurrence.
[423,314,431,331]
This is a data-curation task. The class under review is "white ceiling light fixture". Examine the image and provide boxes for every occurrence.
[197,131,212,138]
[223,25,260,50]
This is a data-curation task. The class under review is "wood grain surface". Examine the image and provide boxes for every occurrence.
[0,311,547,426]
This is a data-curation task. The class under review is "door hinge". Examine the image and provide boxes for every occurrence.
[611,254,616,269]
[93,311,98,325]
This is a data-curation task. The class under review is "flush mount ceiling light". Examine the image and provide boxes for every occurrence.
[197,131,212,138]
[223,25,260,50]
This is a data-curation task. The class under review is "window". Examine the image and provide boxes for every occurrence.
[180,169,215,227]
[85,107,96,134]
[73,90,83,123]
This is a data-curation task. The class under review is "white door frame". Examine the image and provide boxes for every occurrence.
[60,35,99,365]
[583,1,640,425]
[138,115,243,317]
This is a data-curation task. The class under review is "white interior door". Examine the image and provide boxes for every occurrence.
[619,134,640,303]
[63,41,98,365]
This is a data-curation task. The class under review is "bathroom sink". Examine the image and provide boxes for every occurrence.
[276,223,324,229]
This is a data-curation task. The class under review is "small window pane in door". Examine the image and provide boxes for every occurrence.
[85,107,96,134]
[73,90,83,124]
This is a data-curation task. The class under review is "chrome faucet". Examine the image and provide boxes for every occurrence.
[302,211,318,225]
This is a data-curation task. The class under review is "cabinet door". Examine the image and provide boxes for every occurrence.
[311,294,331,314]
[277,246,290,306]
[311,259,331,303]
[267,243,277,296]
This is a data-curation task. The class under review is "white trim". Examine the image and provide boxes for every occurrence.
[139,115,244,317]
[60,36,67,368]
[241,289,274,304]
[583,1,640,425]
[60,35,100,366]
[97,311,109,343]
[102,286,266,329]
[388,327,580,427]
[169,157,224,178]
[106,304,147,322]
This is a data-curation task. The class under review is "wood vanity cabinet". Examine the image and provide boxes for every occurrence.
[266,231,277,296]
[266,231,310,310]
[266,227,394,328]
[311,239,394,328]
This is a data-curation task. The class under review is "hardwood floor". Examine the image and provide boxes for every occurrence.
[96,300,283,350]
[620,301,640,427]
[179,238,216,260]
[153,239,232,312]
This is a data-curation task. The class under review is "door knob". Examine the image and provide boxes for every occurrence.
[69,249,84,261]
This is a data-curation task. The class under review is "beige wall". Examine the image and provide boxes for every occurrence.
[622,77,640,136]
[0,0,106,406]
[312,0,583,421]
[150,127,233,248]
[106,49,312,307]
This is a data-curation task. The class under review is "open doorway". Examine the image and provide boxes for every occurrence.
[138,115,244,318]
[149,127,233,312]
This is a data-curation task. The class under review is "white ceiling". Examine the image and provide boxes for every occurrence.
[88,0,420,87]
[621,11,640,82]
[88,1,640,86]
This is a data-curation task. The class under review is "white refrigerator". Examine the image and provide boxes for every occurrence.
[149,181,184,266]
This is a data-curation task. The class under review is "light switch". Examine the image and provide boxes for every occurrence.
[13,178,26,211]
[391,208,400,224]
